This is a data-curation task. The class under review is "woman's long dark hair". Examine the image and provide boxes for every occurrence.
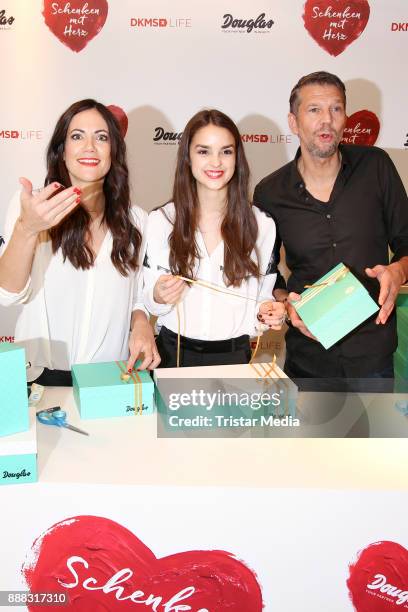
[168,109,259,287]
[46,99,141,276]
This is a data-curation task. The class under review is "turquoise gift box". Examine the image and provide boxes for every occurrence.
[72,360,154,420]
[0,342,29,437]
[291,263,379,349]
[0,409,37,486]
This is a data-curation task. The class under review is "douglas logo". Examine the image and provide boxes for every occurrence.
[347,541,408,611]
[221,12,274,33]
[0,8,15,28]
[126,404,148,413]
[3,469,31,479]
[366,574,408,606]
[153,127,183,145]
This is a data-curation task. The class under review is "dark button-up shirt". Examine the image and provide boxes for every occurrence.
[254,144,408,377]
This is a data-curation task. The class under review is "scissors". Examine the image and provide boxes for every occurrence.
[36,406,89,436]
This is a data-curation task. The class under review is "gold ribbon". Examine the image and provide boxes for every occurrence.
[116,361,143,416]
[250,355,289,416]
[176,275,261,302]
[173,275,269,368]
[298,265,350,308]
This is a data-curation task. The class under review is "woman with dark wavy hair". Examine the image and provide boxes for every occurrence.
[144,109,285,367]
[0,99,159,385]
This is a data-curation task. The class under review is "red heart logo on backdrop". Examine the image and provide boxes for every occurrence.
[302,0,370,56]
[42,0,109,53]
[347,541,408,611]
[342,110,380,146]
[22,515,263,611]
[107,105,129,138]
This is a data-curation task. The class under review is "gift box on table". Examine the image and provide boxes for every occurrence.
[0,409,37,485]
[0,342,29,437]
[72,360,154,420]
[291,263,379,350]
[154,361,298,428]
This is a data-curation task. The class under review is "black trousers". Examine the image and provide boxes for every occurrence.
[31,368,73,387]
[156,326,251,368]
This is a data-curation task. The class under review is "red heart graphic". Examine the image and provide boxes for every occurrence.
[302,0,370,56]
[347,541,408,611]
[342,110,380,146]
[22,515,263,611]
[108,105,129,138]
[42,0,109,53]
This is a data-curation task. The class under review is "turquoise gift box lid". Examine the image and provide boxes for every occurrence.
[291,263,379,349]
[0,342,29,437]
[72,360,154,420]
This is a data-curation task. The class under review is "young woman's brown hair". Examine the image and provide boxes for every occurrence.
[46,99,141,276]
[168,109,259,286]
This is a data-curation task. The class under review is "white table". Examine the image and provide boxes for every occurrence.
[34,387,408,490]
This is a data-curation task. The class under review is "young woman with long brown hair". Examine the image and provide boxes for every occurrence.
[144,109,285,367]
[0,99,159,385]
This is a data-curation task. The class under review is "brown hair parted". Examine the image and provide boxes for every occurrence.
[168,109,259,287]
[289,71,346,115]
[46,99,141,276]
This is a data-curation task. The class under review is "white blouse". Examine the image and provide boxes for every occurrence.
[143,202,277,340]
[0,191,147,382]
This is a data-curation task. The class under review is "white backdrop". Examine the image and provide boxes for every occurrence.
[0,0,407,339]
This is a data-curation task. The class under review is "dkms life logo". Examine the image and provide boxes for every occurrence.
[0,129,43,140]
[130,17,191,28]
[221,12,274,33]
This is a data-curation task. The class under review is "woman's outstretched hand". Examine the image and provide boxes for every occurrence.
[18,177,81,236]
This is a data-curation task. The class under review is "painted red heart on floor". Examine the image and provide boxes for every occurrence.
[342,110,380,146]
[302,0,370,56]
[22,515,263,611]
[108,105,129,138]
[42,0,109,53]
[347,541,408,611]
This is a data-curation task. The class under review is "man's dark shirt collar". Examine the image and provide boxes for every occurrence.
[290,144,351,191]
